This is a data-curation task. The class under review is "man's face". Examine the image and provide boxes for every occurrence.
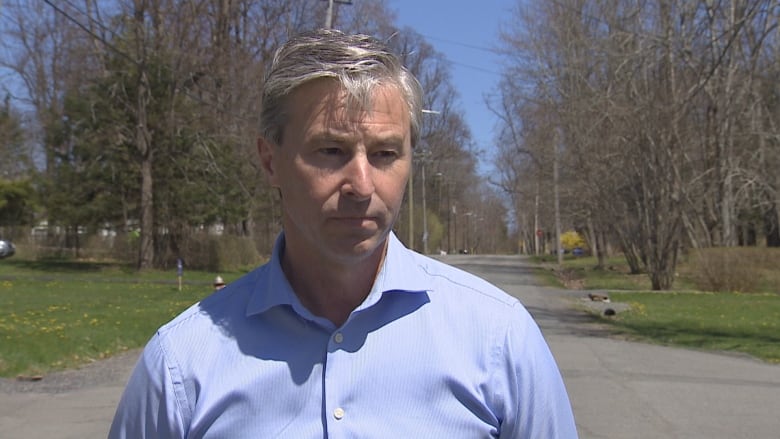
[258,80,412,264]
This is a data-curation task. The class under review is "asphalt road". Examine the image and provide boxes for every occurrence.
[1,254,778,438]
[443,254,780,439]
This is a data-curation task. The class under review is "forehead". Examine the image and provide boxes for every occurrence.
[284,79,410,135]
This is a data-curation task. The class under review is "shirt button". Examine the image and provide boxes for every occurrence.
[334,407,345,420]
[333,332,344,343]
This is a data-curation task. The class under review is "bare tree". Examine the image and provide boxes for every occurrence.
[494,0,780,288]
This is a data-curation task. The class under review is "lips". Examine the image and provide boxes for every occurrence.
[332,216,378,224]
[327,214,382,229]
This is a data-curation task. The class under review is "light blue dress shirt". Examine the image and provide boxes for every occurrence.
[109,232,577,438]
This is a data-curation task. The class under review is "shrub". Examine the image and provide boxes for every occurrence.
[146,231,264,272]
[210,234,264,271]
[560,230,587,252]
[689,247,780,293]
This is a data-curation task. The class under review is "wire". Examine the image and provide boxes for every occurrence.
[41,0,137,66]
[449,60,501,76]
[419,33,499,55]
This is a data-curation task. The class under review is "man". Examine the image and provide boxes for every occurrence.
[109,29,577,438]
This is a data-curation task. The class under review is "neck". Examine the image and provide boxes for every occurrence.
[281,237,388,327]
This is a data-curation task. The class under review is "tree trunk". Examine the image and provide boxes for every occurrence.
[553,132,563,266]
[138,147,154,269]
[134,1,154,270]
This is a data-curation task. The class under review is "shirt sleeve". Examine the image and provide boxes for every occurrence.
[497,302,579,439]
[108,334,188,439]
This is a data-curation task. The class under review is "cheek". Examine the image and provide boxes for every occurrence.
[277,167,313,209]
[297,170,342,204]
[376,175,409,209]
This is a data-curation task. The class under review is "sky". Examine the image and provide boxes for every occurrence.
[388,0,516,175]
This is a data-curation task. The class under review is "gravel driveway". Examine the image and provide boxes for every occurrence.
[0,348,140,394]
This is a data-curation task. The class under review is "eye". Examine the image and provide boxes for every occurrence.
[369,149,401,167]
[318,147,345,156]
[371,149,398,160]
[373,150,398,159]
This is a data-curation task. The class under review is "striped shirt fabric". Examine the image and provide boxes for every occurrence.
[109,232,577,438]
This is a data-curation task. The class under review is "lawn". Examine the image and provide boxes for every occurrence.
[536,254,780,363]
[606,291,780,363]
[3,253,778,377]
[0,259,244,378]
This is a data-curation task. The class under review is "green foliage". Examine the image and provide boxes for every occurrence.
[153,133,250,229]
[0,179,35,226]
[37,39,257,266]
[40,65,140,232]
[0,96,31,179]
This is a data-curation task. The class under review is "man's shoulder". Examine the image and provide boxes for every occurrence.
[157,264,268,337]
[399,253,538,345]
[409,253,520,309]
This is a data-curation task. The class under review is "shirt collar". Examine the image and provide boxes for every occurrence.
[370,231,431,296]
[246,232,430,318]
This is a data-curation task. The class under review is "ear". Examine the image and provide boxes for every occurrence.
[257,137,278,187]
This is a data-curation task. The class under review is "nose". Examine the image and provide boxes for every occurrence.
[341,153,375,201]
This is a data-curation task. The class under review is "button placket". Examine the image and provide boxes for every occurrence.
[324,324,361,432]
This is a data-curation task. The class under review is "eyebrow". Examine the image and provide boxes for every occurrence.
[307,129,406,146]
[306,130,356,145]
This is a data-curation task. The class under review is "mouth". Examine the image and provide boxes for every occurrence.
[334,216,376,223]
[330,215,380,227]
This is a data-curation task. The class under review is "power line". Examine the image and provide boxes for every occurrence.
[38,0,258,125]
[406,33,502,76]
[449,60,501,76]
[41,0,137,66]
[59,0,117,36]
[419,33,499,55]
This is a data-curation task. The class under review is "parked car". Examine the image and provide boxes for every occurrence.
[0,240,15,259]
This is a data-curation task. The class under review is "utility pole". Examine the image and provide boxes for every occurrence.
[434,172,445,253]
[418,110,439,254]
[464,212,473,253]
[325,0,333,28]
[534,181,540,256]
[554,129,563,266]
[421,152,428,254]
[408,159,414,250]
[323,0,353,29]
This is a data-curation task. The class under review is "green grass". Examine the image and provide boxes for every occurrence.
[0,258,232,283]
[606,291,780,363]
[537,254,780,363]
[4,252,778,376]
[0,259,247,378]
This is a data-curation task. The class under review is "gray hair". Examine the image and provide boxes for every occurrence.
[260,29,423,147]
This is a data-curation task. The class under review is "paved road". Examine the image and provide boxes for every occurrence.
[444,254,780,439]
[1,254,778,438]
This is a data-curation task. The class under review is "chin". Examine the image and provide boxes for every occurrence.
[328,233,387,261]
